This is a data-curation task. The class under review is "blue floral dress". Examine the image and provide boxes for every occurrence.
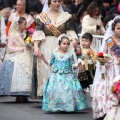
[42,50,88,112]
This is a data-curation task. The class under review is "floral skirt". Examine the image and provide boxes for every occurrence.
[42,72,88,112]
[0,60,30,96]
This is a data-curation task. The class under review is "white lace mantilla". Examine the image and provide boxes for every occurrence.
[5,49,33,76]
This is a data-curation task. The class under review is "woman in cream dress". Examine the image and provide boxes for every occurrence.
[6,0,35,36]
[31,0,78,97]
[0,17,33,102]
[81,2,105,35]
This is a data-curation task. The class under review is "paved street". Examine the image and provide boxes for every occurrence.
[0,94,93,120]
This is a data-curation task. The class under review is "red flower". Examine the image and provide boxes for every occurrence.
[86,49,91,56]
[87,51,91,55]
[97,52,103,57]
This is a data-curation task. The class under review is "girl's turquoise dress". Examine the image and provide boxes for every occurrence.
[42,50,88,112]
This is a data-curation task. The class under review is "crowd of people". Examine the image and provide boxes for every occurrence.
[0,0,120,120]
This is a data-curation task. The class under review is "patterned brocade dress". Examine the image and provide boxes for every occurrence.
[42,50,88,112]
[31,12,78,97]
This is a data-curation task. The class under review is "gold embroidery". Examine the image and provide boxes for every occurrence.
[40,13,61,37]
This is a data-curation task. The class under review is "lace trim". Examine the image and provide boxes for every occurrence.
[36,12,71,28]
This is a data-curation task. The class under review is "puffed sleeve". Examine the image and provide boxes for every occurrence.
[65,18,78,41]
[31,17,46,42]
[49,52,55,66]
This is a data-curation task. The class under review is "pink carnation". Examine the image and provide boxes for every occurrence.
[114,81,120,94]
[28,28,35,34]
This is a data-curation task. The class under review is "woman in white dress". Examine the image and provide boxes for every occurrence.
[0,17,33,102]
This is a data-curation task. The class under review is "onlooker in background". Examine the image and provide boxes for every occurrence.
[29,0,43,19]
[2,0,17,8]
[62,0,78,24]
[0,7,12,25]
[0,14,7,68]
[100,0,118,20]
[103,14,117,29]
[81,2,105,35]
[33,0,43,13]
[73,0,84,33]
[28,0,43,14]
[62,0,72,14]
[76,0,92,18]
[76,10,86,34]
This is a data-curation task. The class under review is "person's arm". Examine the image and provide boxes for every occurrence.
[40,52,55,66]
[34,40,41,57]
[31,17,46,57]
[40,54,49,65]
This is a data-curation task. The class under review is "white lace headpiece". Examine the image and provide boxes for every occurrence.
[42,0,63,12]
[8,17,20,36]
[57,33,68,43]
[54,33,69,51]
[100,15,120,51]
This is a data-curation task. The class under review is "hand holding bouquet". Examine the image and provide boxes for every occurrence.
[96,52,110,79]
[96,52,110,64]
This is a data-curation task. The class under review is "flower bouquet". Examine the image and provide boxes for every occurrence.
[96,52,110,79]
[81,49,91,59]
[96,52,110,63]
[24,28,35,50]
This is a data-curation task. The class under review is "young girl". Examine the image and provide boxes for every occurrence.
[40,34,88,112]
[92,18,120,119]
[0,17,33,102]
[76,33,96,90]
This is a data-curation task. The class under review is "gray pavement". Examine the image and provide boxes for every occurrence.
[0,94,93,120]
